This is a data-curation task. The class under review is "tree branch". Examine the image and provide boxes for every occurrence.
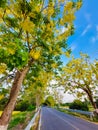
[0,74,15,83]
[2,9,18,34]
[26,31,31,52]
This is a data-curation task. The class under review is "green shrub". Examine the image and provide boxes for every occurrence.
[15,100,36,111]
[69,99,89,111]
[15,101,29,111]
[27,105,36,111]
[8,112,27,129]
[44,96,55,107]
[95,99,98,108]
[0,97,8,110]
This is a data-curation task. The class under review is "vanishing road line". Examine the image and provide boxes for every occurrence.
[47,108,80,130]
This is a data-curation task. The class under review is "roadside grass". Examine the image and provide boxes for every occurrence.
[57,108,98,123]
[0,111,3,116]
[0,111,21,116]
[8,111,35,130]
[88,105,94,111]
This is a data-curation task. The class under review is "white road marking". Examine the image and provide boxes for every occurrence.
[47,108,80,130]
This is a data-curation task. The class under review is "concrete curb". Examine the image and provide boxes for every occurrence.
[24,108,40,130]
[38,108,42,130]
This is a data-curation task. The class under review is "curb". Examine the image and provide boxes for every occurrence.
[38,108,42,130]
[24,108,40,130]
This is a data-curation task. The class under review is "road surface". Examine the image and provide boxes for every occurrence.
[40,107,98,130]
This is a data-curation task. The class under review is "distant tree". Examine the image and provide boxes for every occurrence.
[96,99,98,108]
[69,99,89,111]
[44,96,55,107]
[61,53,98,110]
[22,70,53,110]
[46,84,64,107]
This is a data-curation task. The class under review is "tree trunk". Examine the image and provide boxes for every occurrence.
[83,88,97,109]
[35,95,40,112]
[0,66,29,130]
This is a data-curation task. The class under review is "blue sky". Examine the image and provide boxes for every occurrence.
[62,0,98,64]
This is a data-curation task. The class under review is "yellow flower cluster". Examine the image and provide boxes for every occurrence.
[29,12,36,19]
[0,9,3,23]
[0,63,7,74]
[49,46,52,52]
[6,9,11,14]
[57,27,71,41]
[47,6,54,18]
[64,2,73,11]
[60,19,64,25]
[72,59,81,65]
[34,6,40,12]
[21,18,35,32]
[46,23,51,31]
[58,0,65,3]
[0,38,2,42]
[50,21,55,27]
[96,73,98,79]
[63,13,75,23]
[64,67,72,73]
[6,42,16,55]
[46,21,54,32]
[0,10,3,18]
[51,63,58,68]
[9,3,22,18]
[65,51,70,58]
[76,2,82,10]
[29,50,41,60]
[7,48,15,55]
[0,95,4,100]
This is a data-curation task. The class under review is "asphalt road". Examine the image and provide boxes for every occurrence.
[40,107,98,130]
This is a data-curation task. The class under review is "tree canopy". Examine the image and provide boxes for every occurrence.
[61,53,98,109]
[0,0,82,128]
[0,0,82,74]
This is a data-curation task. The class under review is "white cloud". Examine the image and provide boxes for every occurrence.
[91,34,98,43]
[71,44,77,51]
[63,93,75,103]
[91,37,96,43]
[84,13,91,23]
[96,25,98,32]
[91,25,98,43]
[81,24,92,36]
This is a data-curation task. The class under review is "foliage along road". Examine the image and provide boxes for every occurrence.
[40,107,98,130]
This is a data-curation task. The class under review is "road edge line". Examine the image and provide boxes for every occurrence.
[47,108,80,130]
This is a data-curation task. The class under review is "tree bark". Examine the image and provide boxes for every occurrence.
[35,94,40,112]
[0,66,29,130]
[83,87,97,109]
